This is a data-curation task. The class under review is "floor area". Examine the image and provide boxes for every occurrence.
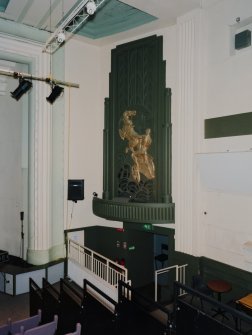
[0,290,29,324]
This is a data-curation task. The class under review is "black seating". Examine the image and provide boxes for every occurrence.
[191,274,213,309]
[191,275,213,296]
[155,244,168,269]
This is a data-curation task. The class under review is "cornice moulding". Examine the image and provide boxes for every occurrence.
[0,18,49,44]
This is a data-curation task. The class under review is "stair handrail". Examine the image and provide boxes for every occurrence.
[60,278,83,306]
[154,263,188,301]
[83,278,119,315]
[84,278,117,306]
[42,277,60,300]
[118,280,173,334]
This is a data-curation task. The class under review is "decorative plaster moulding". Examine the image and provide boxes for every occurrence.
[0,60,17,95]
[0,76,7,95]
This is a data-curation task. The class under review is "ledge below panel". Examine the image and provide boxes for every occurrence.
[92,197,175,224]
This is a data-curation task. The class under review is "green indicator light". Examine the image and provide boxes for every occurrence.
[143,224,153,231]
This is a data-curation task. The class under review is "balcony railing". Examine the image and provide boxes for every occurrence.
[67,239,128,287]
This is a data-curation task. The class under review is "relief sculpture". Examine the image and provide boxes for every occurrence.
[119,110,155,183]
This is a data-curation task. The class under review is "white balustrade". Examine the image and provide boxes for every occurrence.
[67,239,128,287]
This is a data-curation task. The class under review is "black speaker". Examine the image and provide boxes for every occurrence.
[68,179,84,202]
[235,30,251,50]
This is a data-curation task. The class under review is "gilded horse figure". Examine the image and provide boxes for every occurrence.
[119,110,155,183]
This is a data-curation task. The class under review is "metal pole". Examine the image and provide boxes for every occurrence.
[20,211,24,260]
[0,69,79,88]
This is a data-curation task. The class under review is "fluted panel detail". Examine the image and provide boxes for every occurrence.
[93,197,175,224]
[175,9,202,254]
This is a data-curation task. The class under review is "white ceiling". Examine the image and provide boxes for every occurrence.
[0,0,203,43]
[122,0,201,21]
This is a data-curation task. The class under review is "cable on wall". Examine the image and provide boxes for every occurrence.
[66,86,72,229]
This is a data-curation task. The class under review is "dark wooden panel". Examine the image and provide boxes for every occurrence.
[205,112,252,138]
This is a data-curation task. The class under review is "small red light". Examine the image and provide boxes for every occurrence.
[116,228,124,232]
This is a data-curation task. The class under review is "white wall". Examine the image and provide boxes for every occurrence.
[64,38,123,235]
[0,62,28,257]
[198,0,252,270]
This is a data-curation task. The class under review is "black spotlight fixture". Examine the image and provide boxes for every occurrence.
[10,78,32,101]
[46,85,64,104]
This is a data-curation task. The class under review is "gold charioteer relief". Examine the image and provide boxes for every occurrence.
[119,110,155,183]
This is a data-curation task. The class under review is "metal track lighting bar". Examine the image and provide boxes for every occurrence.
[0,69,79,88]
[43,0,108,54]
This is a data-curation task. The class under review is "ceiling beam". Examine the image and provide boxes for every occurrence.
[43,0,108,54]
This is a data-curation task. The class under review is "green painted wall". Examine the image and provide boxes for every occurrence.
[200,257,252,303]
[84,225,154,288]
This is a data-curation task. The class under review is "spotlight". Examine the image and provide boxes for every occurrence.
[46,85,64,104]
[86,1,97,15]
[57,31,66,44]
[10,78,32,101]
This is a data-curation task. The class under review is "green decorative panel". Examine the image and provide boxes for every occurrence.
[93,35,174,224]
[205,111,252,138]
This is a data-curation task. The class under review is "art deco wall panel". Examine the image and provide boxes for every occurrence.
[93,35,174,224]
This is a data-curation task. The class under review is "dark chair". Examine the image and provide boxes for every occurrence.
[64,323,81,335]
[191,275,213,309]
[192,275,213,295]
[155,244,168,269]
